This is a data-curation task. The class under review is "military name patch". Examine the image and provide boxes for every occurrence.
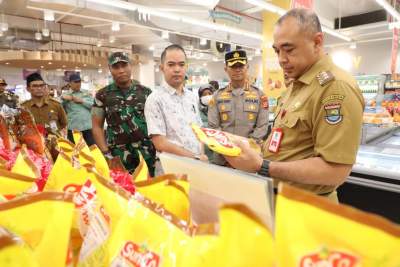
[324,103,342,125]
[322,94,345,104]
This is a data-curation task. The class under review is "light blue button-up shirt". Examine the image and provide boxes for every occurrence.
[62,90,94,131]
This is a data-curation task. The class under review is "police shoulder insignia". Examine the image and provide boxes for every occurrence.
[316,71,335,86]
[324,102,342,125]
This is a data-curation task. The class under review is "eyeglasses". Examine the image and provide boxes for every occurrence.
[30,83,46,89]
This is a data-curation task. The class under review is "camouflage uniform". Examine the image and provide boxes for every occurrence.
[92,81,156,175]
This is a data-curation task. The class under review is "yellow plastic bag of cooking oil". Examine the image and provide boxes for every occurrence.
[88,145,110,179]
[11,146,40,178]
[57,138,75,157]
[0,169,36,196]
[105,194,192,267]
[44,151,88,192]
[131,151,149,182]
[0,227,39,267]
[275,183,400,267]
[72,131,95,166]
[135,174,190,221]
[0,192,74,267]
[191,123,241,156]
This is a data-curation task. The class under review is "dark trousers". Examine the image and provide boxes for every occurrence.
[67,129,95,146]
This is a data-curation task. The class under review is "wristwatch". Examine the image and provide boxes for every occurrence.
[257,159,271,177]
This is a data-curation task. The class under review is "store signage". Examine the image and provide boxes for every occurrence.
[291,0,313,9]
[209,10,242,24]
[391,28,398,75]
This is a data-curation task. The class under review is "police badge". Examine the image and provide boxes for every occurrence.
[324,103,343,125]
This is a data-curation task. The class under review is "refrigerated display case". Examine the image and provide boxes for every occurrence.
[339,128,400,223]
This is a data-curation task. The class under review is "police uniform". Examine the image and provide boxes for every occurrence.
[0,79,18,108]
[21,97,68,132]
[208,50,269,165]
[263,55,364,195]
[91,52,156,175]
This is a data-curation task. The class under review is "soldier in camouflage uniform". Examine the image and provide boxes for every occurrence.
[91,52,156,175]
[0,78,18,108]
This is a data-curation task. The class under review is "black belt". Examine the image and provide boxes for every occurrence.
[273,188,333,196]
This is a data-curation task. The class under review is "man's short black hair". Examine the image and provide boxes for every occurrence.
[26,72,44,87]
[160,44,187,63]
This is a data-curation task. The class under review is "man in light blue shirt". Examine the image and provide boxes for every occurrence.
[61,73,95,145]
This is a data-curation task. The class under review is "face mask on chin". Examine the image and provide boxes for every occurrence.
[200,95,212,106]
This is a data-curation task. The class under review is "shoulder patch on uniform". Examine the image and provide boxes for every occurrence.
[260,95,269,109]
[322,94,345,104]
[324,102,343,125]
[317,71,335,86]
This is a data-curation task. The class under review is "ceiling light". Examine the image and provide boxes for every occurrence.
[109,36,116,43]
[111,21,120,31]
[202,62,207,67]
[44,10,55,21]
[255,48,261,55]
[48,62,52,65]
[35,32,42,40]
[5,62,9,65]
[149,45,155,51]
[0,22,8,32]
[248,56,253,61]
[375,0,400,21]
[350,42,357,49]
[96,40,102,47]
[40,66,44,69]
[42,28,50,37]
[161,31,169,39]
[98,68,103,73]
[83,64,87,67]
[246,0,351,42]
[155,67,159,72]
[200,38,207,45]
[98,64,101,67]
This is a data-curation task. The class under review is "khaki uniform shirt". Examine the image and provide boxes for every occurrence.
[208,84,269,140]
[262,55,364,194]
[0,91,18,108]
[22,97,68,131]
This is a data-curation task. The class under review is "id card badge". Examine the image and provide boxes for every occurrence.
[49,120,58,132]
[268,128,283,153]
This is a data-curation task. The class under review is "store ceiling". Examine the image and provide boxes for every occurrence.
[0,0,395,61]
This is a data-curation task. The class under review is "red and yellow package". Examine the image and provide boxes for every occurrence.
[191,123,241,156]
[135,174,190,221]
[0,168,36,197]
[275,184,400,267]
[0,227,39,267]
[0,192,74,267]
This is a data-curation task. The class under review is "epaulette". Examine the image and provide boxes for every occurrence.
[316,71,335,86]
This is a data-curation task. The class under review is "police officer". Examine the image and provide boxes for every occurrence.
[224,8,364,203]
[91,52,156,175]
[0,78,18,108]
[208,50,269,165]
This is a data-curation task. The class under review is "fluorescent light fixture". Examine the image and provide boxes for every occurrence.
[349,42,357,49]
[109,36,116,43]
[375,0,400,21]
[111,21,120,31]
[255,48,261,55]
[245,0,285,15]
[161,31,169,39]
[97,40,102,47]
[246,0,352,42]
[44,10,55,21]
[35,32,42,40]
[85,0,262,40]
[149,45,155,51]
[200,38,207,45]
[42,28,50,37]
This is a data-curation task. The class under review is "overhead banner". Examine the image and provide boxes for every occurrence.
[290,0,313,9]
[391,28,399,75]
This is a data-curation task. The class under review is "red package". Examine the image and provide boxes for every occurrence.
[110,169,135,194]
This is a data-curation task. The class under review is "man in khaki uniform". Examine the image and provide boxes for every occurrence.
[0,78,18,108]
[22,73,67,134]
[208,50,269,165]
[224,8,364,202]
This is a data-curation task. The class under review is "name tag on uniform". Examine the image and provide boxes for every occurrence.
[268,128,283,153]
